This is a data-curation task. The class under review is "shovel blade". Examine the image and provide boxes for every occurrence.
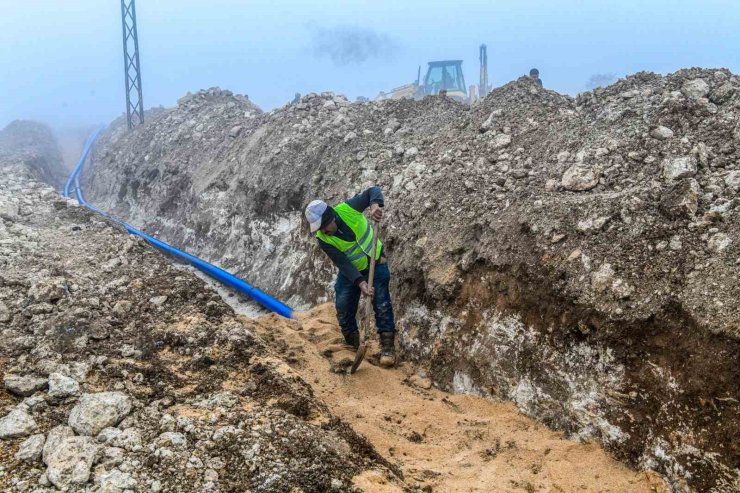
[350,344,368,374]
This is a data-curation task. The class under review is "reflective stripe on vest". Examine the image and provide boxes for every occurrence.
[316,202,382,272]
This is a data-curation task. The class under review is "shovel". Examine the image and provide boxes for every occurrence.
[350,221,380,374]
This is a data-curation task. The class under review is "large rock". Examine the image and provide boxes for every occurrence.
[48,361,90,383]
[68,392,132,436]
[650,125,674,140]
[98,469,138,491]
[576,216,610,233]
[725,170,740,191]
[710,82,737,104]
[662,156,697,180]
[15,433,46,462]
[100,427,142,451]
[27,277,67,303]
[96,427,122,445]
[561,164,599,191]
[681,78,710,100]
[4,374,48,396]
[591,263,615,292]
[490,133,512,149]
[48,372,81,398]
[660,179,700,219]
[43,425,75,464]
[45,436,99,489]
[0,301,10,322]
[480,110,499,132]
[0,407,37,438]
[156,431,187,449]
[708,233,732,253]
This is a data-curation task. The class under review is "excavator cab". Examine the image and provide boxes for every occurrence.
[421,60,467,100]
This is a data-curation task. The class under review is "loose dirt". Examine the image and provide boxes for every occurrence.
[246,304,668,493]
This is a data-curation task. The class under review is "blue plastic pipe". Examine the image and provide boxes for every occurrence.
[65,128,294,319]
[64,126,106,198]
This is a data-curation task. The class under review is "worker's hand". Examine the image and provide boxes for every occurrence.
[368,203,383,222]
[359,281,375,298]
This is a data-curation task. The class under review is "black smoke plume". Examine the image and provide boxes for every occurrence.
[311,26,396,66]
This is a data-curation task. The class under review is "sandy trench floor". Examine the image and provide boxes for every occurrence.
[243,303,669,493]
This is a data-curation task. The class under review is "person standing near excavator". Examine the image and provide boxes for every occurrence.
[529,68,543,87]
[304,187,396,367]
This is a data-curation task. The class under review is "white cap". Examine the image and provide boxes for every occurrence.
[305,199,328,232]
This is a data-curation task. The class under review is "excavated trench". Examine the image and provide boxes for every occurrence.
[400,264,739,492]
[81,71,740,492]
[1,119,677,492]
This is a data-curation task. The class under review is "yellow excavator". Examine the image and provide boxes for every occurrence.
[378,45,490,103]
[380,60,468,101]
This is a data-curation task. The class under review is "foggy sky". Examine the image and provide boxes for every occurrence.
[2,0,739,128]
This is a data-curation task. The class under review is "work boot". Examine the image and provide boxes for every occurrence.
[379,332,396,368]
[343,331,360,350]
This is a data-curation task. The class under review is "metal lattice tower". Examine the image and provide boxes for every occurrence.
[479,44,489,98]
[121,0,144,129]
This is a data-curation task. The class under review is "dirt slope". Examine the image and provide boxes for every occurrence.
[0,124,400,492]
[248,304,668,493]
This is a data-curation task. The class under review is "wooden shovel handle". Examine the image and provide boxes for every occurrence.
[366,221,380,289]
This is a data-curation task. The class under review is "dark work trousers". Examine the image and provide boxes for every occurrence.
[334,262,395,335]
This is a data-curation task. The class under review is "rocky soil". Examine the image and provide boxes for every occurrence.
[0,124,401,492]
[81,71,740,492]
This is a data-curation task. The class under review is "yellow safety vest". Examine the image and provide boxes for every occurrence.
[316,203,382,271]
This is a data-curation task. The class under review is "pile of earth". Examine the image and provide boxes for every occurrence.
[0,121,67,189]
[83,72,740,491]
[0,122,400,492]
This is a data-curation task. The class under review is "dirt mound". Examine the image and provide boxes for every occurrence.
[0,121,66,189]
[0,153,400,491]
[84,70,740,491]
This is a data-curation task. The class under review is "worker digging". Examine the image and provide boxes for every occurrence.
[305,187,396,369]
[3,1,739,489]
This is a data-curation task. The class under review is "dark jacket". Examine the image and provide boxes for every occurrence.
[317,187,385,286]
